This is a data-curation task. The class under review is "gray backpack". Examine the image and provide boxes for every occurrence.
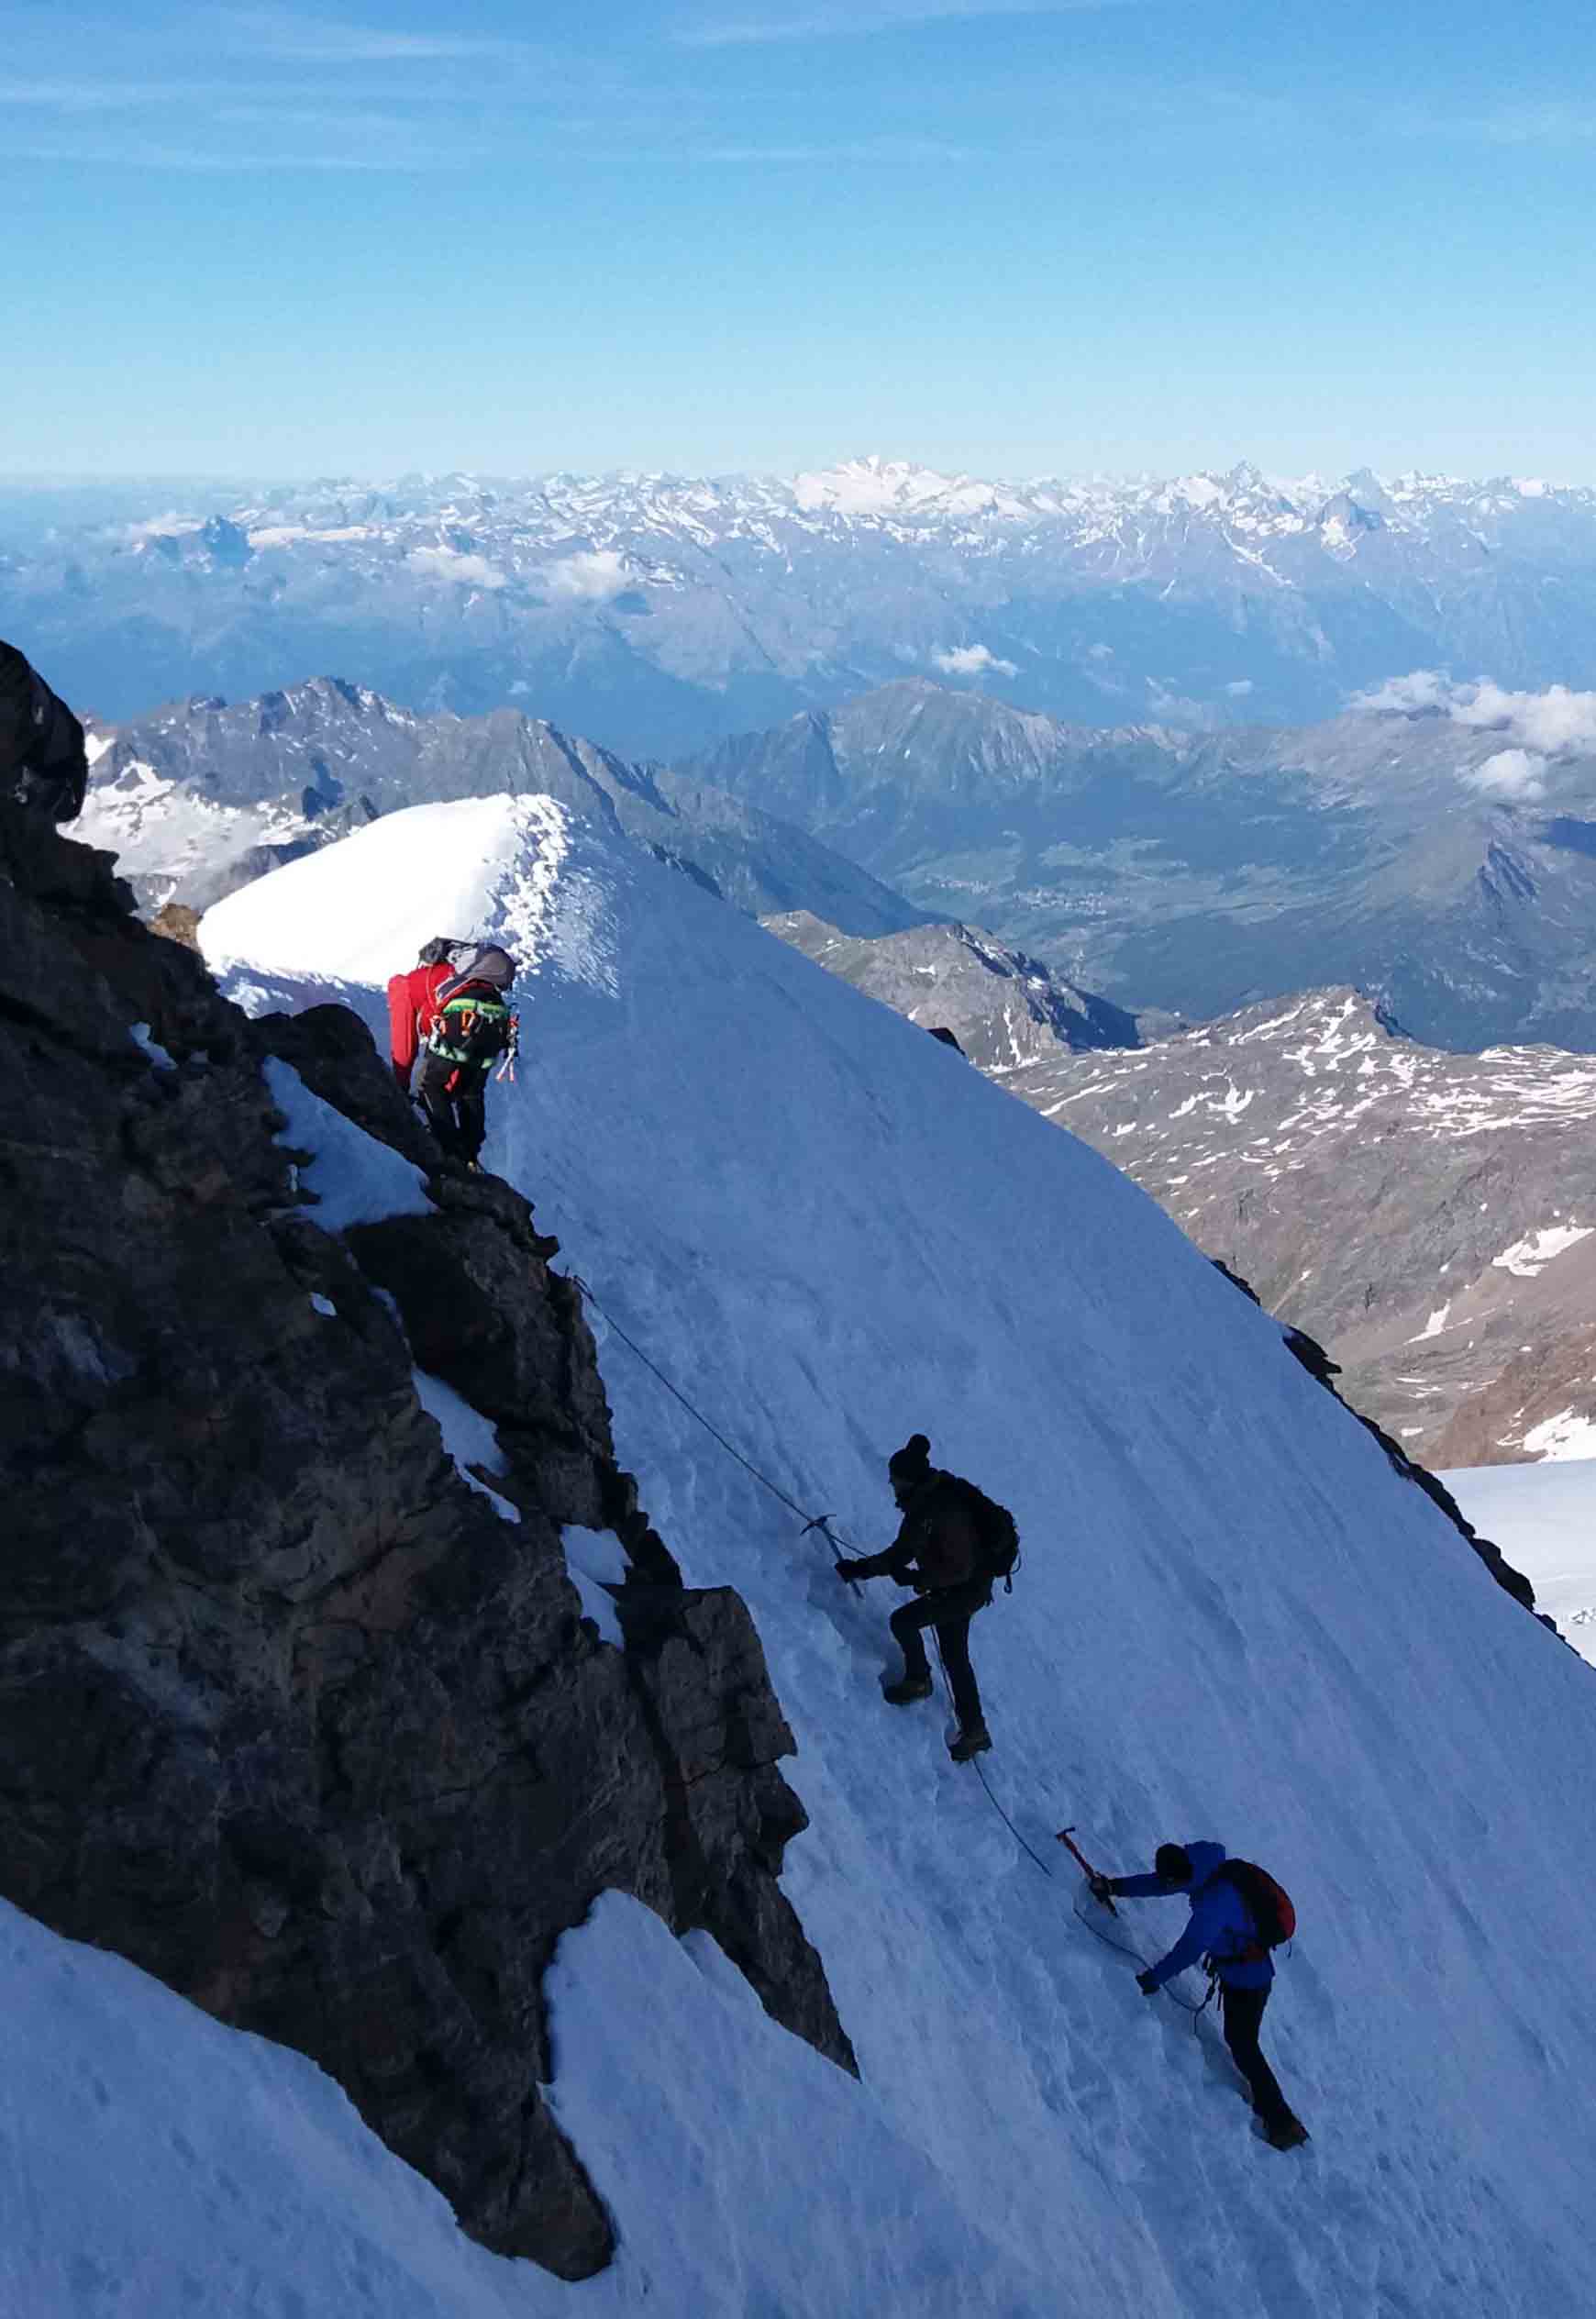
[418,937,516,1000]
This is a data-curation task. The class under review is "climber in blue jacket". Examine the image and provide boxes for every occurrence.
[1092,1839,1308,2150]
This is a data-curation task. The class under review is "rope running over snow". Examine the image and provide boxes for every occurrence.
[570,1270,863,1571]
[571,1267,1199,2015]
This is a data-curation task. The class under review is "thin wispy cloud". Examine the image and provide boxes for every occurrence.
[678,0,1130,46]
[0,77,173,109]
[703,134,973,161]
[5,128,468,171]
[210,6,534,63]
[1391,95,1596,146]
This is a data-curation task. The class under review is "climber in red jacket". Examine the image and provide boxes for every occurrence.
[387,938,518,1169]
[387,949,454,1096]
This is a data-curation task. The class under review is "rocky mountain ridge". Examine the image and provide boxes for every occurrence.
[78,676,924,933]
[12,458,1596,751]
[0,803,848,2279]
[762,909,1139,1069]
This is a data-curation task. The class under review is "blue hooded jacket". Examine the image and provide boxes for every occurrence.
[1114,1840,1274,1992]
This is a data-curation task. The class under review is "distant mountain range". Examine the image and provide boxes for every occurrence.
[13,459,1596,755]
[684,678,1596,1050]
[78,679,923,934]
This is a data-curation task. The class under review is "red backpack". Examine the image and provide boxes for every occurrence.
[1214,1859,1296,1954]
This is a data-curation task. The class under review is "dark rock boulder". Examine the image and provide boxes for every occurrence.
[0,801,849,2278]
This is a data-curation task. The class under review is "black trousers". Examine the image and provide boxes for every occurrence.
[1219,1982,1293,2130]
[890,1580,990,1728]
[415,1050,488,1164]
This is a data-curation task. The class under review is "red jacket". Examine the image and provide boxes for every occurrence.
[387,961,453,1091]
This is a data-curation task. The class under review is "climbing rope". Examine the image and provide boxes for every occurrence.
[571,1267,1197,2013]
[569,1270,863,1580]
[972,1756,1060,1881]
[927,1629,1203,2017]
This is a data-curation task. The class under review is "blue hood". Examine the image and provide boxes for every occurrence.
[1182,1840,1228,1891]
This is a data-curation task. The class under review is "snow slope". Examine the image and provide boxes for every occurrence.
[1444,1460,1596,1665]
[29,791,1594,2314]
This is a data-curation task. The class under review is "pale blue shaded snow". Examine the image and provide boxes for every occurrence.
[413,1367,520,1526]
[261,1053,432,1231]
[561,1527,628,1646]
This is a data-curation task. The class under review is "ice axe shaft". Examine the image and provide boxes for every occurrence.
[805,1513,860,1593]
[1055,1824,1116,1913]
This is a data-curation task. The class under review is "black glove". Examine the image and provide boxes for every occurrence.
[834,1556,870,1581]
[1088,1873,1114,1905]
[1136,1969,1160,1997]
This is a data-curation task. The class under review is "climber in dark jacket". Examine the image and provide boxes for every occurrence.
[1091,1840,1308,2149]
[0,638,87,823]
[834,1433,993,1762]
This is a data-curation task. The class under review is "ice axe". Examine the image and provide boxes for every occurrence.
[804,1513,861,1593]
[1055,1824,1117,1913]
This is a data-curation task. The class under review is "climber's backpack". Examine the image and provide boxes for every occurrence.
[417,938,517,1000]
[426,991,517,1071]
[1211,1859,1296,1957]
[945,1475,1022,1592]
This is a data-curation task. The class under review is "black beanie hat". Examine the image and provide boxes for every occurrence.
[888,1433,932,1484]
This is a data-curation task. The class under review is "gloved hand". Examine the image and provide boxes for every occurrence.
[834,1556,870,1581]
[1088,1873,1114,1906]
[1136,1969,1160,1998]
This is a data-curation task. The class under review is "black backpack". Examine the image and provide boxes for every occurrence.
[944,1475,1022,1592]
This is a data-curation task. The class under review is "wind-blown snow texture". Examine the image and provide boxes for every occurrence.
[30,791,1590,2314]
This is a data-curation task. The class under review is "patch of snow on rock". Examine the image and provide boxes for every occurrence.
[1491,1226,1593,1279]
[412,1369,519,1525]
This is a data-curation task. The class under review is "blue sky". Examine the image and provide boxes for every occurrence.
[6,0,1596,481]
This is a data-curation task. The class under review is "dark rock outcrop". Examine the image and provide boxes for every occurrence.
[0,804,850,2279]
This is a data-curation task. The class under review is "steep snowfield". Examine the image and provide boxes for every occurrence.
[1445,1460,1596,1666]
[18,793,1596,2314]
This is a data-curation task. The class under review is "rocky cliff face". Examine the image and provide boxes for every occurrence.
[0,804,850,2279]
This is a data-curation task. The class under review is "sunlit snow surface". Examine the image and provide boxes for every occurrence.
[24,792,1594,2315]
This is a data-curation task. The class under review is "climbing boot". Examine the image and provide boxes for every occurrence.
[948,1721,992,1761]
[881,1675,934,1706]
[1263,2114,1310,2152]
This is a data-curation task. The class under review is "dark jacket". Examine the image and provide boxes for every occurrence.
[1114,1839,1274,1992]
[852,1470,985,1593]
[0,640,86,823]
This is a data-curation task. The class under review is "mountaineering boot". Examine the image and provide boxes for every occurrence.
[882,1675,934,1705]
[1263,2114,1310,2152]
[948,1721,992,1761]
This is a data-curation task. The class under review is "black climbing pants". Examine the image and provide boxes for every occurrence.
[890,1579,991,1730]
[415,1050,488,1165]
[1219,1982,1293,2131]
